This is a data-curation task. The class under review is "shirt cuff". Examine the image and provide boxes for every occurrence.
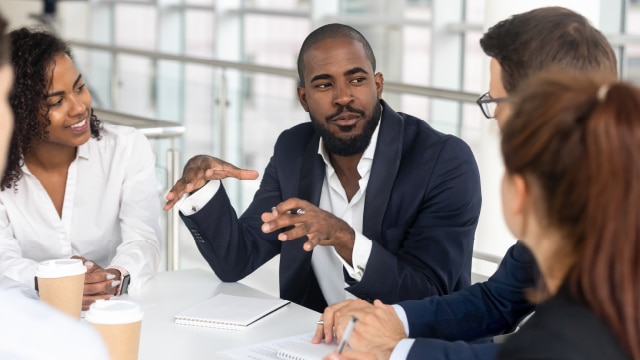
[392,304,410,335]
[334,231,372,281]
[390,339,415,360]
[177,180,220,215]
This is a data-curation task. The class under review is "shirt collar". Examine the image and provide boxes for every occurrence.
[77,140,91,160]
[21,141,91,175]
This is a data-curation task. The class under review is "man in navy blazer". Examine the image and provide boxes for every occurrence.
[164,24,481,313]
[316,7,620,360]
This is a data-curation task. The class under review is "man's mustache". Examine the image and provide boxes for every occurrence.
[325,105,365,121]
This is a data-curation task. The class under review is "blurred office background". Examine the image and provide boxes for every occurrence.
[0,0,637,296]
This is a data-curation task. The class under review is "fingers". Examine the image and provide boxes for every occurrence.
[163,155,259,211]
[70,255,86,262]
[312,319,326,344]
[261,201,310,235]
[84,278,120,296]
[163,179,190,211]
[85,269,115,284]
[72,256,104,275]
[341,299,406,354]
[318,300,358,344]
[84,260,104,273]
[83,268,120,297]
[234,168,260,181]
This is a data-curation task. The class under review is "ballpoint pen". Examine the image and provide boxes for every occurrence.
[337,316,358,354]
[271,207,305,215]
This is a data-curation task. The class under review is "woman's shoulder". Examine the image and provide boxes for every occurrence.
[498,291,629,360]
[83,123,151,161]
[90,123,148,147]
[99,123,143,140]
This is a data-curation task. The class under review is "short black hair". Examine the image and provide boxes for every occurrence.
[480,6,617,93]
[296,23,376,86]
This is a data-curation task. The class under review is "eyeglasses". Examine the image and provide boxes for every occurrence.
[476,92,508,119]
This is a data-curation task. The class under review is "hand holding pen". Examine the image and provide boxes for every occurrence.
[314,299,406,358]
[260,198,356,261]
[312,299,370,345]
[322,317,380,360]
[337,316,358,353]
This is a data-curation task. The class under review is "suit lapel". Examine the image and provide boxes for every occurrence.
[298,132,324,204]
[280,132,324,306]
[363,100,404,241]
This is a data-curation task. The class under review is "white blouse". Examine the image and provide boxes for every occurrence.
[0,124,162,290]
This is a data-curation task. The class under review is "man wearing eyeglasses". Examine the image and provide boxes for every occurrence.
[476,92,507,122]
[316,7,618,360]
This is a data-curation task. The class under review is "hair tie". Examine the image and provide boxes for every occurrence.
[597,84,610,103]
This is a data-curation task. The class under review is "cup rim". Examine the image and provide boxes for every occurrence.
[85,300,144,324]
[35,259,87,278]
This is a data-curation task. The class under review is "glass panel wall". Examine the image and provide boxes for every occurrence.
[58,0,640,276]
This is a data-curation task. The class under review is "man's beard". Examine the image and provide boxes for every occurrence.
[311,103,382,156]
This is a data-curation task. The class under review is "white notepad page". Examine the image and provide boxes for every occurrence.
[174,293,291,330]
[219,332,336,360]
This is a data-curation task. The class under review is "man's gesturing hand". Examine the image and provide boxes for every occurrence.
[163,155,259,210]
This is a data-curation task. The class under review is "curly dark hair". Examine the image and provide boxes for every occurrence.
[2,28,101,190]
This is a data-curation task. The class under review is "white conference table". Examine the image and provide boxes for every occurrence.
[123,268,320,359]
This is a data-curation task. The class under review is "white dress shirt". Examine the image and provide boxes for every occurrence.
[179,118,381,305]
[311,121,379,305]
[0,124,162,290]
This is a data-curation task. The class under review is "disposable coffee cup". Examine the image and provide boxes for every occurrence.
[86,300,144,360]
[35,258,86,319]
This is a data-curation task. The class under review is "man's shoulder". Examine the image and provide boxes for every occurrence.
[392,112,472,163]
[392,109,465,148]
[281,121,315,135]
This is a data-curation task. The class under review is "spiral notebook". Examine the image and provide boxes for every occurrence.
[219,332,337,360]
[174,293,290,330]
[276,339,336,360]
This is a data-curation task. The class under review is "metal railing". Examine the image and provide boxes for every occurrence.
[67,40,480,103]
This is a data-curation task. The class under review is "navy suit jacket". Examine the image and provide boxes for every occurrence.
[181,100,482,312]
[399,241,538,360]
[498,282,629,360]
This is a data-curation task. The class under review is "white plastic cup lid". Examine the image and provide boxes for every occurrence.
[35,259,87,278]
[86,300,144,324]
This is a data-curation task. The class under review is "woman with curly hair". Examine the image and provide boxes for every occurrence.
[0,28,161,310]
[0,19,110,359]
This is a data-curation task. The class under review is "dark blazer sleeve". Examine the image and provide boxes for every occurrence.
[179,161,283,281]
[179,124,316,284]
[399,242,537,341]
[407,339,499,360]
[347,130,482,303]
